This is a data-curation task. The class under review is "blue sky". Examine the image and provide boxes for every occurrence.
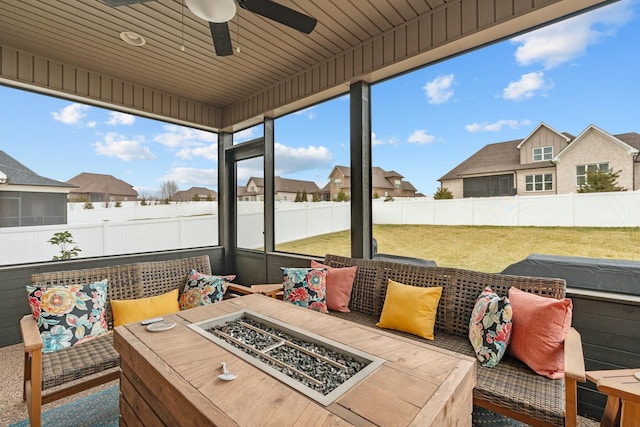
[1,0,638,197]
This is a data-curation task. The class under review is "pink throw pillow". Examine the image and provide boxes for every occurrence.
[311,260,357,312]
[507,286,573,379]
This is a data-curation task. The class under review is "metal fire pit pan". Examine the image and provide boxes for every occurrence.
[188,310,385,406]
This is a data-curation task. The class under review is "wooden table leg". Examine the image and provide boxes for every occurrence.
[620,400,640,427]
[600,395,621,427]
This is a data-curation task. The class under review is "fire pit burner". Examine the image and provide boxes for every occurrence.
[188,310,385,405]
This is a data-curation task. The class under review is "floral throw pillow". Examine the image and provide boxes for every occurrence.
[468,286,512,367]
[179,270,236,310]
[26,280,109,353]
[281,267,328,314]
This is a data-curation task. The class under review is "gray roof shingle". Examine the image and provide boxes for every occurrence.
[439,131,640,182]
[0,150,74,188]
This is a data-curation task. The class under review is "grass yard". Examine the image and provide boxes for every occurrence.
[275,224,640,273]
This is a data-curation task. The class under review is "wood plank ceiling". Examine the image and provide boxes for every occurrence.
[0,0,614,130]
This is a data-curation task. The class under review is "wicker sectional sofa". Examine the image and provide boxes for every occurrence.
[19,255,249,427]
[322,254,587,427]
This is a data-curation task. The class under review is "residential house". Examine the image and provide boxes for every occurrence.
[174,187,217,202]
[67,172,138,203]
[439,123,640,198]
[327,165,419,200]
[238,177,321,201]
[0,151,74,227]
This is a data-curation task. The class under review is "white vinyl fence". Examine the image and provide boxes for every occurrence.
[2,192,639,265]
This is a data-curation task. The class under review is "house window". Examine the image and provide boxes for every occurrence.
[334,178,341,187]
[576,163,609,186]
[533,146,553,161]
[249,186,255,192]
[394,179,401,188]
[525,174,553,192]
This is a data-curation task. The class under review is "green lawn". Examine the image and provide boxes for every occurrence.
[275,224,640,273]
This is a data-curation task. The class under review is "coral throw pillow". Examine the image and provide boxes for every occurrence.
[469,287,512,367]
[111,289,180,327]
[282,267,328,313]
[507,286,573,379]
[310,260,357,312]
[376,279,442,340]
[179,269,236,310]
[27,280,110,353]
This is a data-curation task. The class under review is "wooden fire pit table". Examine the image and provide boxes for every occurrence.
[114,294,475,426]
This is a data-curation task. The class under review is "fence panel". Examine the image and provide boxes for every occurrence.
[2,193,639,265]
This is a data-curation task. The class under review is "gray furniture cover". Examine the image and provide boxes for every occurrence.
[501,253,640,296]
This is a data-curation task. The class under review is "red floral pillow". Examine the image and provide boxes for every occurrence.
[469,287,512,367]
[281,267,327,313]
[310,260,357,312]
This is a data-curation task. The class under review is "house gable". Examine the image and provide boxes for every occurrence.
[517,123,571,165]
[553,125,639,194]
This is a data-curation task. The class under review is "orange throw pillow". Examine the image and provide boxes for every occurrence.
[507,287,573,379]
[311,260,357,312]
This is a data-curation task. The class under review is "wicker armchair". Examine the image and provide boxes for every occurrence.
[20,255,213,427]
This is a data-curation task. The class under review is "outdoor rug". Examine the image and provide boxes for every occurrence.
[9,386,119,427]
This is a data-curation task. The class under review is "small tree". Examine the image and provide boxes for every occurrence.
[578,169,626,193]
[301,189,308,202]
[294,191,302,202]
[101,193,111,208]
[373,191,379,199]
[312,193,320,202]
[48,231,81,261]
[83,200,94,209]
[335,190,350,202]
[433,187,454,199]
[160,180,178,201]
[206,193,213,201]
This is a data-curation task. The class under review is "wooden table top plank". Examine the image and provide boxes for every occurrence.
[350,364,439,407]
[336,372,421,426]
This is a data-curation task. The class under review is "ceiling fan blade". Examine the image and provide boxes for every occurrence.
[240,0,317,34]
[100,0,154,6]
[210,22,234,56]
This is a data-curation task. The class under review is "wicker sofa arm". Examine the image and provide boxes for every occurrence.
[565,327,586,382]
[20,314,42,353]
[564,327,585,427]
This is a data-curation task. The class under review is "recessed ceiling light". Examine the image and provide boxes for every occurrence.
[119,31,146,46]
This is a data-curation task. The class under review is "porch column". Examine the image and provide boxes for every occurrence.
[350,81,373,259]
[218,132,234,273]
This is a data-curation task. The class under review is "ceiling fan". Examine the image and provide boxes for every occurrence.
[101,0,317,57]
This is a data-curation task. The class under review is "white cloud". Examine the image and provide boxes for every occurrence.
[51,103,89,125]
[234,127,257,142]
[274,143,333,175]
[293,106,317,119]
[407,129,436,144]
[502,72,549,101]
[94,133,156,161]
[161,167,217,187]
[465,119,531,133]
[371,132,399,146]
[154,124,217,148]
[237,157,264,185]
[87,121,97,128]
[423,74,455,104]
[106,111,135,126]
[176,144,218,161]
[511,1,633,69]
